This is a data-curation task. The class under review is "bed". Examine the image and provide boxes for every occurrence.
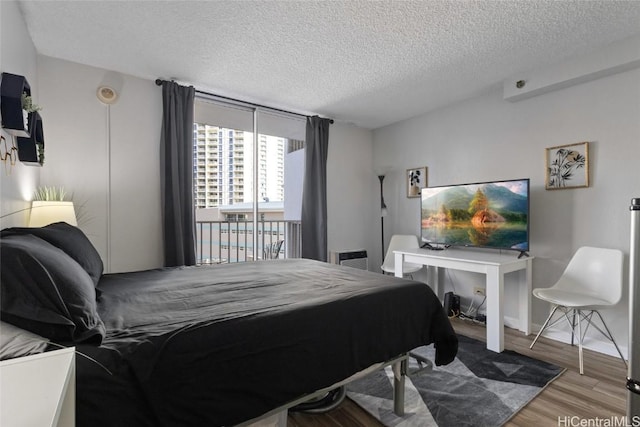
[0,222,458,426]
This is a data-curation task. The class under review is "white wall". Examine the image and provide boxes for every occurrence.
[33,55,376,274]
[373,62,640,356]
[37,56,162,273]
[326,123,378,268]
[0,0,40,228]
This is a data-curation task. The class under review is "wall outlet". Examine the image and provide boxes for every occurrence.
[473,287,485,296]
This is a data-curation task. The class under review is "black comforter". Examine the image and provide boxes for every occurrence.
[75,259,457,426]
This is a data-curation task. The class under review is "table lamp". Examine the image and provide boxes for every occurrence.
[28,201,77,227]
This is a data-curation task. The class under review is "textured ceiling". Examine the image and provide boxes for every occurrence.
[17,0,640,129]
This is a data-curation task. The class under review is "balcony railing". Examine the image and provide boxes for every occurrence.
[196,220,301,264]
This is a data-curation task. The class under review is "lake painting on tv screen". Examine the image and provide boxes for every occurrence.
[420,179,529,251]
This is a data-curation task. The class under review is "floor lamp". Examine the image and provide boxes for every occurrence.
[378,175,388,269]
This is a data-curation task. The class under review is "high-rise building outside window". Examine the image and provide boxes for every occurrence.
[192,124,288,208]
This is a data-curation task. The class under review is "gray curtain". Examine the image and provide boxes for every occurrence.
[160,81,196,267]
[301,116,331,261]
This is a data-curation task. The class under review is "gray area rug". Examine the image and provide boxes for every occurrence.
[346,335,564,427]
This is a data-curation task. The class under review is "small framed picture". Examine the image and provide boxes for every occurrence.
[545,142,589,190]
[407,167,428,198]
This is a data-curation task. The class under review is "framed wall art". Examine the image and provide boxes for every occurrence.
[407,166,428,198]
[545,141,589,190]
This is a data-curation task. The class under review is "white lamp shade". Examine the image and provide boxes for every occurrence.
[29,201,77,227]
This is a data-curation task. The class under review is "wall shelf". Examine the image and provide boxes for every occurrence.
[0,72,32,137]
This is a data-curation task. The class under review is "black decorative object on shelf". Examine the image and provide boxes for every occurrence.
[16,111,44,166]
[0,72,32,137]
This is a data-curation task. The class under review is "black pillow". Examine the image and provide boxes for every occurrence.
[1,222,104,287]
[0,234,105,344]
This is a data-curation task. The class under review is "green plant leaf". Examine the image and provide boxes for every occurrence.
[33,186,67,201]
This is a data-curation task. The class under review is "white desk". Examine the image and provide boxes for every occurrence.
[394,248,533,353]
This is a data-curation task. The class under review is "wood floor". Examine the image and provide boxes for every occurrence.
[288,318,628,426]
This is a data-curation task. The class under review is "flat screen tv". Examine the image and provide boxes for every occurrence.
[420,178,530,255]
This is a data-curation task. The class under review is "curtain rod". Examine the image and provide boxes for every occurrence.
[155,79,334,124]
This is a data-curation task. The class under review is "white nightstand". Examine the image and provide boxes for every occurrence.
[0,346,75,427]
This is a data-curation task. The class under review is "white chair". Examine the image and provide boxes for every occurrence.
[529,246,627,374]
[382,235,423,278]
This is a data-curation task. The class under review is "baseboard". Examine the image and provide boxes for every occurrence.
[503,315,520,332]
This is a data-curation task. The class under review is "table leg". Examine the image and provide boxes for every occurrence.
[394,253,404,278]
[432,266,444,300]
[485,266,505,352]
[519,259,532,335]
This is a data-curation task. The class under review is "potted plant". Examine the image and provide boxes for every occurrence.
[33,186,68,202]
[36,143,45,166]
[21,93,42,130]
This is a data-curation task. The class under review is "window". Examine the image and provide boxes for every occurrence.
[225,214,246,221]
[193,98,305,263]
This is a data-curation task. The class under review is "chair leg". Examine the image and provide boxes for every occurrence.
[571,310,576,346]
[593,310,628,368]
[530,305,560,349]
[577,309,584,375]
[532,307,626,375]
[568,309,627,375]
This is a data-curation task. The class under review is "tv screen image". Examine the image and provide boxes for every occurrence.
[420,178,529,252]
